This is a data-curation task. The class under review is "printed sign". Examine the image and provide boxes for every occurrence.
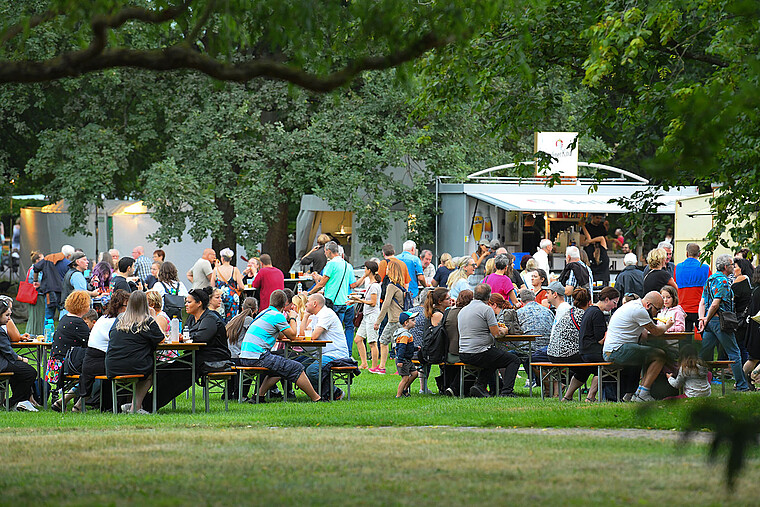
[534,132,578,177]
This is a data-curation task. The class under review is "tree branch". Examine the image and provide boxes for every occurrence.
[0,32,453,90]
[656,42,729,68]
[0,9,60,46]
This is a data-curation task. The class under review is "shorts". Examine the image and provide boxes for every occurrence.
[396,360,417,377]
[240,352,304,383]
[380,321,400,345]
[605,343,664,366]
[357,313,379,343]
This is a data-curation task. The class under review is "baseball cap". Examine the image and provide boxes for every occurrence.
[543,281,565,294]
[478,239,489,246]
[399,311,419,325]
[70,252,87,264]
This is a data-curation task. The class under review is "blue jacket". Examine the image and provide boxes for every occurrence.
[614,265,644,305]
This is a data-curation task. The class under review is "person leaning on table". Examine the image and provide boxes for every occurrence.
[144,287,232,411]
[0,299,38,411]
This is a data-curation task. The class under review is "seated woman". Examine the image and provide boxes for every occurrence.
[531,269,550,307]
[226,297,258,401]
[239,290,324,402]
[546,287,591,401]
[105,291,164,414]
[578,286,620,401]
[79,289,130,411]
[147,288,232,411]
[658,285,686,360]
[0,299,38,411]
[48,290,92,411]
[146,291,170,336]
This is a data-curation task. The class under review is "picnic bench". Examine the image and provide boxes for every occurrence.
[531,362,622,402]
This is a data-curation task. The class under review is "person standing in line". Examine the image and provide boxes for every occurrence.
[253,254,285,310]
[187,248,216,290]
[300,234,331,274]
[581,213,610,286]
[131,246,153,284]
[533,239,553,276]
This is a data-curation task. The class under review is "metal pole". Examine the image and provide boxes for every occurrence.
[435,177,439,261]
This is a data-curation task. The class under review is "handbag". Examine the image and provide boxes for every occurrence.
[353,306,364,328]
[17,267,39,304]
[718,310,740,332]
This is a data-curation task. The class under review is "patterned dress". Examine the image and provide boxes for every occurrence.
[215,267,240,323]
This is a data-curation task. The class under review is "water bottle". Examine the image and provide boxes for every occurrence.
[44,319,55,342]
[170,317,179,342]
[297,282,303,294]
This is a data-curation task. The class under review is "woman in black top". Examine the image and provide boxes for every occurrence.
[148,287,231,411]
[47,290,91,409]
[0,300,38,411]
[732,258,753,363]
[642,248,677,294]
[576,287,620,401]
[106,291,164,413]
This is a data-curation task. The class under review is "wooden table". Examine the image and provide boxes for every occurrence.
[12,341,52,409]
[279,338,331,398]
[494,335,540,396]
[152,341,206,414]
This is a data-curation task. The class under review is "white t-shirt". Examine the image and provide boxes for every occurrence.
[153,280,189,297]
[88,316,117,353]
[315,306,349,359]
[363,282,381,318]
[534,249,551,275]
[603,300,652,354]
[552,301,571,332]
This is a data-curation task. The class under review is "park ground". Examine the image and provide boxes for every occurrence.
[1,363,759,505]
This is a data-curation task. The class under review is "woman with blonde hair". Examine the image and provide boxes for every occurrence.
[431,253,456,287]
[447,257,476,299]
[146,291,170,335]
[105,291,164,413]
[484,257,496,277]
[643,248,677,294]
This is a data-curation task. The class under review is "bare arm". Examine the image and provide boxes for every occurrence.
[307,275,329,295]
[186,269,194,283]
[666,277,678,290]
[642,320,673,337]
[233,267,244,290]
[417,274,427,288]
[489,324,507,338]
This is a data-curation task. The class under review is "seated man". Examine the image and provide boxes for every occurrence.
[603,291,674,402]
[457,283,521,397]
[302,293,351,399]
[239,290,323,402]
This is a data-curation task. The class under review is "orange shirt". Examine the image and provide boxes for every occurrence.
[378,257,410,286]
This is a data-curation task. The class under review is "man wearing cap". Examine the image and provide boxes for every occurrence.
[60,252,99,316]
[614,253,644,307]
[457,283,521,397]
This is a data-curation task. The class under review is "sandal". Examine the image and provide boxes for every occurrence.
[51,400,62,412]
[560,396,574,402]
[584,397,596,403]
[71,405,81,413]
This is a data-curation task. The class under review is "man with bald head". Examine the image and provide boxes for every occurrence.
[187,248,217,290]
[603,291,674,401]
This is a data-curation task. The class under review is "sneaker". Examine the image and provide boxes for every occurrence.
[444,387,455,397]
[469,384,491,398]
[121,403,132,413]
[16,400,39,412]
[135,409,151,415]
[499,392,517,398]
[373,368,386,375]
[632,391,654,402]
[286,391,297,400]
[246,396,266,404]
[333,388,344,401]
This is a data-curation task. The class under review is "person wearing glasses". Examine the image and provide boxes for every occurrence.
[603,291,674,402]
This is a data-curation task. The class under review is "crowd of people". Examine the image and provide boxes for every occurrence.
[2,233,760,413]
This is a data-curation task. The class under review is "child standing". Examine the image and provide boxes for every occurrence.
[666,345,711,398]
[394,311,420,398]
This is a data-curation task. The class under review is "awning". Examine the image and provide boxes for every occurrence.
[467,191,684,214]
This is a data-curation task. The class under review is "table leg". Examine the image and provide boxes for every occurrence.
[153,352,158,414]
[40,345,48,410]
[191,350,196,414]
[528,340,533,397]
[317,348,323,398]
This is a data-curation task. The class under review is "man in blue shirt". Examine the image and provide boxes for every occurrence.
[307,241,356,354]
[239,289,324,402]
[397,240,427,299]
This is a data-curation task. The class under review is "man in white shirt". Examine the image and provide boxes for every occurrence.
[533,239,552,275]
[187,248,216,290]
[603,291,673,402]
[303,293,350,398]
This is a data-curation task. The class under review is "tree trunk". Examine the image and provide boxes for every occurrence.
[213,194,238,266]
[262,199,290,272]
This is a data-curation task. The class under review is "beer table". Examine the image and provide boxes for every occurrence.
[152,341,206,414]
[279,338,331,398]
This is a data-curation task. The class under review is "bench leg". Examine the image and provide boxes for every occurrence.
[238,372,244,403]
[721,368,726,396]
[539,366,544,401]
[112,381,118,414]
[346,374,352,401]
[204,377,210,413]
[459,365,464,399]
[224,380,229,412]
[330,372,335,401]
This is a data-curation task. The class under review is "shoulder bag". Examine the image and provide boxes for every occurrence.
[17,267,39,304]
[708,277,739,332]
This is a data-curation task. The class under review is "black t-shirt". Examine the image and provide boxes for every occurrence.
[433,266,454,287]
[111,275,135,293]
[643,269,672,294]
[51,315,90,360]
[185,309,232,364]
[579,305,606,356]
[522,225,541,255]
[106,320,164,377]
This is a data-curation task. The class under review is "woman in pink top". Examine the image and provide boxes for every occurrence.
[481,255,518,306]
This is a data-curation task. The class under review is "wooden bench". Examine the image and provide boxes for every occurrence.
[0,372,12,411]
[329,366,359,401]
[232,366,271,403]
[706,360,735,395]
[109,375,145,414]
[531,362,621,402]
[203,371,237,412]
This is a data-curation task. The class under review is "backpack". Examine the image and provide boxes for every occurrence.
[420,307,450,365]
[393,282,413,311]
[160,282,185,319]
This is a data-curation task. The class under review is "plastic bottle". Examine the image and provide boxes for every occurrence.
[297,282,303,294]
[170,317,179,342]
[44,319,55,342]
